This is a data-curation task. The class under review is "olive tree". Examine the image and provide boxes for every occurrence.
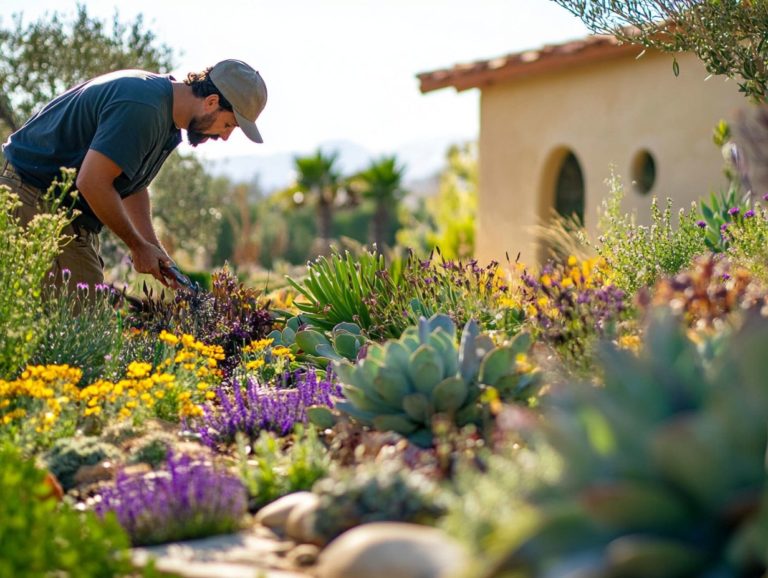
[549,0,768,101]
[0,4,174,134]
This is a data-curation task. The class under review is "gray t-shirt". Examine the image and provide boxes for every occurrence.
[3,70,182,221]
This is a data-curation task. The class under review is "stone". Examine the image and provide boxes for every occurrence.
[73,461,115,487]
[285,492,321,544]
[286,544,320,567]
[315,522,469,578]
[255,492,316,535]
[132,530,309,578]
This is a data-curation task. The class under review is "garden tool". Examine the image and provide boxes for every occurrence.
[160,263,200,294]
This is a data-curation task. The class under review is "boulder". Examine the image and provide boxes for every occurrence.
[315,522,468,578]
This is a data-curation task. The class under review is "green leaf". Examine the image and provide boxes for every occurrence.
[431,376,468,413]
[372,414,419,435]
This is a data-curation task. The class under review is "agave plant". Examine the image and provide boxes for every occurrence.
[482,308,768,578]
[331,314,538,447]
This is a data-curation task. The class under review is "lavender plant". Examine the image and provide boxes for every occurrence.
[30,277,124,384]
[95,451,248,546]
[199,368,341,446]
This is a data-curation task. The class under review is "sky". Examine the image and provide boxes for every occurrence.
[2,0,590,164]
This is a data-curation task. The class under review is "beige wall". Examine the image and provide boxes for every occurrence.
[475,50,746,265]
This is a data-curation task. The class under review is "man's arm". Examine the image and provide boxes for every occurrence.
[122,187,163,248]
[77,149,172,283]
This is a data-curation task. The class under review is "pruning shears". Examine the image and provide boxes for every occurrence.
[160,263,200,294]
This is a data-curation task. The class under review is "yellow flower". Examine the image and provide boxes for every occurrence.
[246,359,266,371]
[127,361,152,379]
[159,330,180,345]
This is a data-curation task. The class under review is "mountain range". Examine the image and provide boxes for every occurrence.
[202,135,472,197]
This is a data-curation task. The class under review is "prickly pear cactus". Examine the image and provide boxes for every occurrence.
[333,314,537,447]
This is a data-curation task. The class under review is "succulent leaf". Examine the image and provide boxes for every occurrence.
[372,414,418,435]
[432,377,469,413]
[402,393,431,423]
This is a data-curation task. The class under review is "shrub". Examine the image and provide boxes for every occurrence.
[237,426,331,511]
[0,176,75,379]
[44,436,122,491]
[477,309,768,577]
[30,279,124,384]
[311,461,448,544]
[199,368,341,445]
[95,451,248,546]
[592,171,707,295]
[0,443,134,578]
[124,265,273,376]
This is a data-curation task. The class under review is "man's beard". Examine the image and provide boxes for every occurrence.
[187,111,220,147]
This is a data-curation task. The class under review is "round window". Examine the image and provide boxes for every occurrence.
[632,150,656,195]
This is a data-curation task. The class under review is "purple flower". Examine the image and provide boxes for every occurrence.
[696,220,707,228]
[199,368,341,445]
[763,193,768,202]
[95,452,247,546]
[721,223,729,231]
[728,207,740,216]
[745,209,755,218]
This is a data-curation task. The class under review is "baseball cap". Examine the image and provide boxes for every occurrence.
[209,59,267,143]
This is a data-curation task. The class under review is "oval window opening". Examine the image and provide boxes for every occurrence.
[554,151,585,225]
[632,150,656,195]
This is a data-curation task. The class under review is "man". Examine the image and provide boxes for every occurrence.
[1,59,267,289]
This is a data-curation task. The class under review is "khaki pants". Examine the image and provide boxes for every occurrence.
[1,162,104,290]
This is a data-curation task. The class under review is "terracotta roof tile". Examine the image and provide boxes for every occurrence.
[417,34,643,93]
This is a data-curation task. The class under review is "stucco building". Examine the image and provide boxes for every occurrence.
[418,35,746,265]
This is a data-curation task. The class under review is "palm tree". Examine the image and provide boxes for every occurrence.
[348,156,407,253]
[292,149,342,253]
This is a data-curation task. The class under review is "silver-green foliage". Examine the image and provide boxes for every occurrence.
[0,179,74,378]
[480,308,768,577]
[550,0,768,101]
[334,314,537,447]
[592,171,706,294]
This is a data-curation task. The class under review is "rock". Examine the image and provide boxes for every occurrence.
[73,461,115,487]
[255,492,316,535]
[315,522,469,578]
[286,543,320,567]
[285,493,321,544]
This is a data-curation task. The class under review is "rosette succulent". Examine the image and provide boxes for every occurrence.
[333,314,538,447]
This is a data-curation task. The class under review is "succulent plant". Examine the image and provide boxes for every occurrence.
[481,308,768,578]
[332,314,538,447]
[43,436,122,491]
[311,461,448,544]
[267,317,367,369]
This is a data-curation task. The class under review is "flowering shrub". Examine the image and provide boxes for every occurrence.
[79,331,223,425]
[0,364,82,449]
[125,264,273,376]
[200,368,341,445]
[31,276,123,384]
[516,256,629,364]
[381,250,519,337]
[234,337,297,384]
[647,254,768,329]
[95,451,248,546]
[593,172,706,294]
[0,179,74,379]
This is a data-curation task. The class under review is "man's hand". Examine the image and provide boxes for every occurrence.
[130,241,178,287]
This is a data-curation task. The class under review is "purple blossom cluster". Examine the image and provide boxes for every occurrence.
[199,369,341,445]
[95,452,247,546]
[520,262,628,360]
